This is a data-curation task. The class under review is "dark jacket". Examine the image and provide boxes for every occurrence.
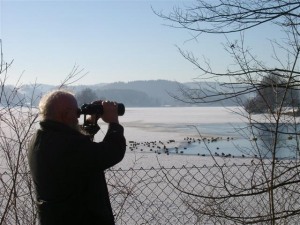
[28,120,126,225]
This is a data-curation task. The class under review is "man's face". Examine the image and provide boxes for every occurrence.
[64,97,80,130]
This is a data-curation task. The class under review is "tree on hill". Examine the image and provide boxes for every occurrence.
[244,71,300,114]
[76,87,98,106]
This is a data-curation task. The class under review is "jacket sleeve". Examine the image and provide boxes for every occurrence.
[100,123,126,169]
[73,123,126,171]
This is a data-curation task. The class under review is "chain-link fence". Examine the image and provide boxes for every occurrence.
[1,161,300,224]
[107,161,300,225]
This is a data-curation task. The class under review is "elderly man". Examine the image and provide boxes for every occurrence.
[28,90,126,225]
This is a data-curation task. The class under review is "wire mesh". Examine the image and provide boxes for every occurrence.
[1,161,300,224]
[106,161,300,225]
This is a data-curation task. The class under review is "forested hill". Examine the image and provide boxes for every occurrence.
[75,80,243,107]
[76,80,191,107]
[7,80,243,107]
[100,80,180,99]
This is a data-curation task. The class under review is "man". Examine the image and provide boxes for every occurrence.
[28,90,126,225]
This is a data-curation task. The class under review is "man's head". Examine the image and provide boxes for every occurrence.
[39,90,80,129]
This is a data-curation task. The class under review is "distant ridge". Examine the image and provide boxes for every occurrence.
[76,80,190,107]
[10,79,244,107]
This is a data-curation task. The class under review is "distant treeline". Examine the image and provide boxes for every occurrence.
[1,80,244,107]
[75,80,241,107]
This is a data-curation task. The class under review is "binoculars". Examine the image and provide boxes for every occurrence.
[80,103,125,116]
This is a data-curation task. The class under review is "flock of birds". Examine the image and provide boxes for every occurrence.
[127,136,241,158]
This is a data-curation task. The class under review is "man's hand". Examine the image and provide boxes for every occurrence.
[85,100,119,124]
[101,101,119,124]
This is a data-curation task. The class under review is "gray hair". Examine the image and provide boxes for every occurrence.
[39,89,75,120]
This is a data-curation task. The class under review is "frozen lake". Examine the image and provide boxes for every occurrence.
[94,107,298,160]
[95,106,244,141]
[119,106,246,138]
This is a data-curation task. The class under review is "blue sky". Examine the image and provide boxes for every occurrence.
[0,0,282,85]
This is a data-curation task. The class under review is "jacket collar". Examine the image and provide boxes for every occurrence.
[39,120,80,135]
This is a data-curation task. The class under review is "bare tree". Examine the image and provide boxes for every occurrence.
[154,1,300,224]
[244,71,300,113]
[0,40,87,225]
